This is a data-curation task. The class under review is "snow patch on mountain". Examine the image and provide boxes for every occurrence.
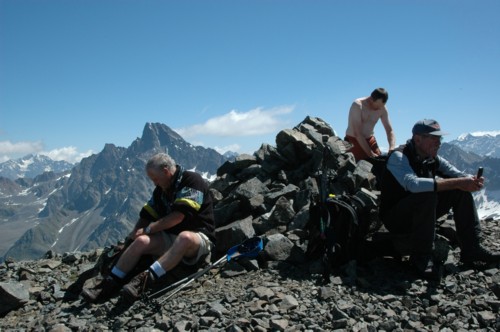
[188,166,217,182]
[474,189,500,220]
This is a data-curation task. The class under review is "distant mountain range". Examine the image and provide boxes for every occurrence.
[0,154,74,180]
[449,131,500,158]
[1,126,499,262]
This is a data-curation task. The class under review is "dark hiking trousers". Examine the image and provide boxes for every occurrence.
[382,190,482,256]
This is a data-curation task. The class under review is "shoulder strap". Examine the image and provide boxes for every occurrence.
[326,195,359,226]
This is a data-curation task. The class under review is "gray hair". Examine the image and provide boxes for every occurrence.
[146,153,176,173]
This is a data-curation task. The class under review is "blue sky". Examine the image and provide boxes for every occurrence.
[1,0,499,163]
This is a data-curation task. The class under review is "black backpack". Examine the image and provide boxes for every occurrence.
[306,193,378,277]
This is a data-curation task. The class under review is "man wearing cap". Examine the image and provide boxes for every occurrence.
[344,88,396,161]
[379,119,500,278]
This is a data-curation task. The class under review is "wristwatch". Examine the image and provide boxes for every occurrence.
[144,225,152,235]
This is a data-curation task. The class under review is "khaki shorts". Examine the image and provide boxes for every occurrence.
[161,232,213,266]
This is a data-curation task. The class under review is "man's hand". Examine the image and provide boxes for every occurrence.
[133,227,149,239]
[129,218,151,239]
[466,176,484,192]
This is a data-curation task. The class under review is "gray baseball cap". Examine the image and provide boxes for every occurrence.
[412,119,449,136]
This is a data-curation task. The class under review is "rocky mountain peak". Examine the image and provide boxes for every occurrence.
[129,122,185,156]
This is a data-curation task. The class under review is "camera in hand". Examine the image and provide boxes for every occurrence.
[477,167,483,178]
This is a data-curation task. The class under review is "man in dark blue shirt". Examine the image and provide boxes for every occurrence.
[380,119,500,278]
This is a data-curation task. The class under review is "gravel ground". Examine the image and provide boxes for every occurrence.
[1,219,499,331]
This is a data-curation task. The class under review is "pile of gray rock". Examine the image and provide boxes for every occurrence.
[1,116,499,330]
[211,116,380,258]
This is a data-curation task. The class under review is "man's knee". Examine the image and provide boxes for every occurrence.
[175,231,200,251]
[450,189,474,201]
[129,235,151,253]
[179,232,213,266]
[383,192,438,233]
[414,191,438,205]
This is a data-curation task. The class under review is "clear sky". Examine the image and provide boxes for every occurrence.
[1,0,499,163]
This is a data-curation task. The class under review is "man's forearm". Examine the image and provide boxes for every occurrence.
[436,178,460,192]
[146,211,184,234]
[133,218,150,233]
[436,177,475,192]
[387,131,396,150]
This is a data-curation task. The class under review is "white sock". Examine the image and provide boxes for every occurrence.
[110,266,126,279]
[149,261,166,278]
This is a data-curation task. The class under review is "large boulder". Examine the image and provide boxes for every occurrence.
[0,282,29,315]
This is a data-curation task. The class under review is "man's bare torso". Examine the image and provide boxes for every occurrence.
[346,97,387,138]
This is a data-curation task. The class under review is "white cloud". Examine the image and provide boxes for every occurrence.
[176,106,294,138]
[0,140,44,155]
[0,140,93,163]
[43,146,94,164]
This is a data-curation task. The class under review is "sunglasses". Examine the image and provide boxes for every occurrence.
[421,134,443,142]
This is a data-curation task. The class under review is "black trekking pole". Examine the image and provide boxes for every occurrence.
[320,135,329,204]
[319,135,333,239]
[147,236,264,304]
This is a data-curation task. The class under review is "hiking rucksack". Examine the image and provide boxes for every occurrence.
[306,193,379,277]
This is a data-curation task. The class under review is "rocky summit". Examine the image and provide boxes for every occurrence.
[1,116,499,331]
[0,226,499,331]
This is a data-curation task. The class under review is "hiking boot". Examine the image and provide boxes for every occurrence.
[461,245,500,264]
[81,276,121,303]
[122,270,155,302]
[409,254,442,281]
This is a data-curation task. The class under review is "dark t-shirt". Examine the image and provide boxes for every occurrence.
[140,166,215,243]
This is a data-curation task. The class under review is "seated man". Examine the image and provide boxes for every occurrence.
[81,153,216,302]
[345,88,396,161]
[379,119,500,278]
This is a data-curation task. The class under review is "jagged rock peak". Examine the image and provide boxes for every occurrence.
[128,122,185,155]
[143,122,183,144]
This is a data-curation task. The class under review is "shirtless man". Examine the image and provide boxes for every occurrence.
[345,88,396,161]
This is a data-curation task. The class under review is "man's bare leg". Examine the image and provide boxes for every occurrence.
[156,231,201,271]
[114,233,167,275]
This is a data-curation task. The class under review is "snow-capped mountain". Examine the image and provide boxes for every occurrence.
[449,131,500,158]
[0,154,75,180]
